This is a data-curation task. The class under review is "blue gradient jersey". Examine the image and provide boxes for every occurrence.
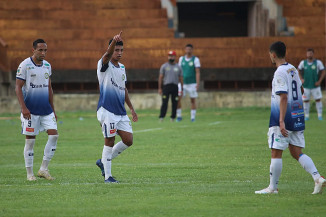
[97,58,127,115]
[269,63,305,131]
[16,57,53,115]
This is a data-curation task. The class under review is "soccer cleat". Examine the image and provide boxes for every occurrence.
[318,116,323,121]
[305,117,310,121]
[176,117,182,122]
[255,187,278,194]
[191,118,195,122]
[312,176,326,194]
[27,175,37,181]
[96,159,105,177]
[37,170,55,180]
[105,176,119,183]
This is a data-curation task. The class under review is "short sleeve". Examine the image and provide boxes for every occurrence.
[297,60,304,70]
[274,71,288,94]
[16,61,26,81]
[178,57,183,66]
[317,60,325,71]
[194,57,201,68]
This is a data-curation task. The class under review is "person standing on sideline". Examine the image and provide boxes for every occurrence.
[298,48,325,120]
[177,44,200,122]
[15,39,59,181]
[95,31,138,183]
[255,41,325,195]
[158,50,183,122]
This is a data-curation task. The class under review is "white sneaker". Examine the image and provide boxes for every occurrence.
[37,170,55,180]
[312,176,326,194]
[255,187,278,194]
[27,175,37,181]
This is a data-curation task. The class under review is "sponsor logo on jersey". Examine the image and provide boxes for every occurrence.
[27,66,35,70]
[16,67,22,76]
[30,83,49,88]
[31,74,36,77]
[110,129,116,134]
[121,65,125,68]
[294,122,304,128]
[291,111,304,118]
[44,63,50,66]
[45,73,49,79]
[311,64,316,70]
[122,74,125,81]
[26,127,34,132]
[110,78,125,90]
[173,67,179,72]
[189,62,194,66]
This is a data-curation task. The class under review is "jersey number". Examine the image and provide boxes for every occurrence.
[292,80,298,100]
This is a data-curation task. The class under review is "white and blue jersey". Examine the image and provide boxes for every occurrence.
[97,58,127,115]
[269,63,305,131]
[16,57,53,116]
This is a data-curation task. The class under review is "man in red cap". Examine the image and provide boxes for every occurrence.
[158,51,183,122]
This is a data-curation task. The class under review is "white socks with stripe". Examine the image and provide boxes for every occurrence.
[304,102,310,118]
[191,109,196,120]
[24,139,35,177]
[112,141,129,159]
[269,158,282,191]
[298,154,321,181]
[102,145,113,180]
[316,101,323,118]
[40,135,58,171]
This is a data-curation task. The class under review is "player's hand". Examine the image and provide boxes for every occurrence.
[131,109,138,122]
[158,88,162,95]
[315,81,321,86]
[196,83,199,91]
[301,79,304,84]
[113,31,123,42]
[279,121,288,137]
[54,112,58,121]
[22,107,31,120]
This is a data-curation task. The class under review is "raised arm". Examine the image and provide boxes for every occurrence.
[125,88,138,122]
[102,31,123,65]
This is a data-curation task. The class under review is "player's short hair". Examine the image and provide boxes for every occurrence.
[109,39,123,46]
[269,41,286,58]
[307,48,314,53]
[33,39,46,49]
[185,44,193,48]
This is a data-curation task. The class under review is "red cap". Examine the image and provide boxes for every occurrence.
[168,50,176,56]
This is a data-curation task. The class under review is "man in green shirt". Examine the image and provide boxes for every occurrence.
[177,44,201,122]
[298,48,325,120]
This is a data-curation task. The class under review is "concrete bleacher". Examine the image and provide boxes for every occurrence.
[0,0,325,92]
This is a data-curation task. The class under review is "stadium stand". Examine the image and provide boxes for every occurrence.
[0,0,325,93]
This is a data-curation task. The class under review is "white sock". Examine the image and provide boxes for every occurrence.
[269,158,282,191]
[24,139,35,177]
[298,154,321,181]
[40,135,58,171]
[191,109,196,120]
[112,141,129,159]
[304,102,310,118]
[102,145,113,179]
[316,101,323,118]
[177,109,182,118]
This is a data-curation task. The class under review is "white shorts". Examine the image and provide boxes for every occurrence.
[302,87,322,101]
[97,107,132,138]
[20,112,57,136]
[179,83,198,98]
[267,126,305,150]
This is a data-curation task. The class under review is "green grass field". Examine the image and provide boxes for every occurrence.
[0,107,325,217]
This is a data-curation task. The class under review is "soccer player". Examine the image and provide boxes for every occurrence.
[255,41,325,194]
[177,44,201,122]
[298,48,325,120]
[95,31,138,183]
[158,50,183,122]
[15,39,58,181]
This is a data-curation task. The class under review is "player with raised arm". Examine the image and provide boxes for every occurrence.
[255,41,325,194]
[15,39,59,181]
[95,31,138,183]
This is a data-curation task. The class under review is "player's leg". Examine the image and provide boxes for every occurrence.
[302,88,311,120]
[312,87,323,120]
[255,127,287,194]
[176,83,183,121]
[159,85,170,121]
[37,113,58,180]
[21,114,40,181]
[112,116,134,159]
[288,131,325,194]
[189,83,198,122]
[170,84,178,121]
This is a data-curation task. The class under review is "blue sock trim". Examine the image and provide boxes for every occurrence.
[299,153,304,157]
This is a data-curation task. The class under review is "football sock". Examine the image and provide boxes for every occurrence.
[191,109,196,120]
[269,158,282,191]
[316,101,323,118]
[40,135,58,171]
[24,139,35,177]
[177,109,182,118]
[102,145,113,179]
[112,141,129,159]
[304,102,310,118]
[298,154,321,181]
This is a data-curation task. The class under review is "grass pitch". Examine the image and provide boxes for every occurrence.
[0,107,325,217]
